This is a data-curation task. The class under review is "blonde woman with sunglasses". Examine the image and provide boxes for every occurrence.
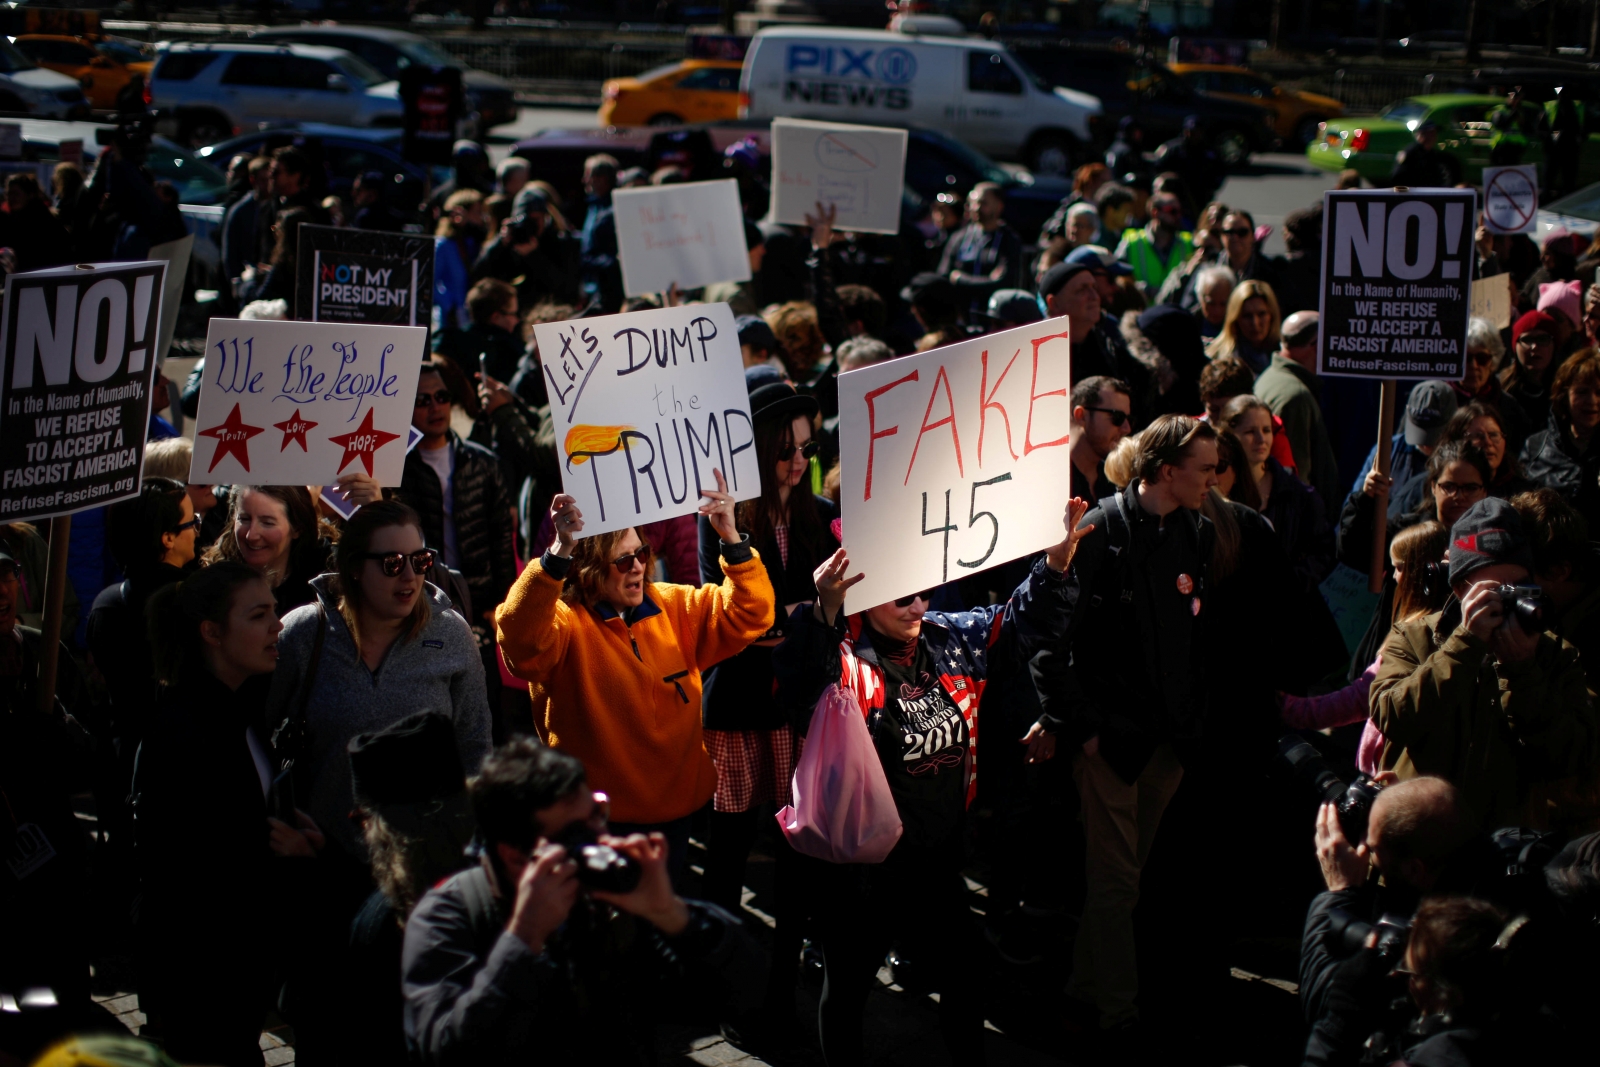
[496,470,776,885]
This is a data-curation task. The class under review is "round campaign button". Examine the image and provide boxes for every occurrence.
[1176,573,1194,594]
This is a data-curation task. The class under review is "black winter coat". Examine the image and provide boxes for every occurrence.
[697,499,839,731]
[397,432,517,624]
[1259,458,1335,593]
[86,562,185,742]
[1521,412,1600,534]
[1031,485,1213,782]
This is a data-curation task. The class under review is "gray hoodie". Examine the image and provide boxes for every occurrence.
[268,574,492,859]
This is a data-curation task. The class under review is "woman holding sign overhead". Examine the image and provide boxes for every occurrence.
[771,498,1085,1067]
[496,470,776,885]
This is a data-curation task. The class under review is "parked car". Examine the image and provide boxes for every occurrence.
[1009,43,1278,165]
[740,26,1101,175]
[197,123,445,224]
[150,42,403,148]
[599,59,742,127]
[12,35,152,111]
[511,120,1069,240]
[247,24,518,130]
[1304,93,1600,186]
[0,36,90,119]
[1168,63,1343,147]
[1535,179,1600,247]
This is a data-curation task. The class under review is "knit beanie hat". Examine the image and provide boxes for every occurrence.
[1448,497,1535,588]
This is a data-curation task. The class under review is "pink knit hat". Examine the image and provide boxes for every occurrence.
[1538,279,1582,328]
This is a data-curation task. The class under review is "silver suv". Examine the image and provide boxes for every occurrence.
[151,42,403,147]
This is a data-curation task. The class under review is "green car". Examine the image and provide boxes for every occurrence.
[1306,93,1600,186]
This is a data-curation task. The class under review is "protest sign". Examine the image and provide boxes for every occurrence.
[149,234,192,366]
[321,426,424,519]
[1318,187,1475,381]
[1470,273,1515,330]
[529,302,757,536]
[613,179,751,298]
[771,118,907,235]
[1481,165,1538,235]
[296,225,434,327]
[0,261,167,522]
[188,318,428,486]
[835,320,1073,610]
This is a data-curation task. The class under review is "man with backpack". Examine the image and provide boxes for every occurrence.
[1030,414,1220,1041]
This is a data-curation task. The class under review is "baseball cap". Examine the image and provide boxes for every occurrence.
[1064,244,1133,277]
[1404,380,1459,447]
[984,288,1043,326]
[1448,497,1534,589]
[736,314,778,353]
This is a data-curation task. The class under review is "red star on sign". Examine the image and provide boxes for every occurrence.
[273,408,319,453]
[198,402,266,473]
[328,408,402,477]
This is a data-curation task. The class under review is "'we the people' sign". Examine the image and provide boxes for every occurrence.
[187,318,428,485]
[530,302,758,536]
[836,320,1074,609]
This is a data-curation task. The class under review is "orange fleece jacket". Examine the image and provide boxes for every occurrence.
[496,552,775,824]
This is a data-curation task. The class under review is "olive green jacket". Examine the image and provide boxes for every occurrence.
[1370,608,1598,829]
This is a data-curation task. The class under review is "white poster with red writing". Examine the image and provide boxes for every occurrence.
[613,179,751,298]
[836,320,1074,610]
[187,318,428,486]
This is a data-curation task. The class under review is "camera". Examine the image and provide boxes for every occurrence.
[1278,734,1383,846]
[1325,907,1413,962]
[1493,583,1550,635]
[554,822,641,894]
[95,111,158,164]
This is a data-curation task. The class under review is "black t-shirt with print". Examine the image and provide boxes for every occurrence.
[873,641,968,850]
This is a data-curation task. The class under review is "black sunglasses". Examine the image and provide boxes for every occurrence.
[362,549,435,577]
[1220,227,1253,238]
[779,440,820,462]
[1084,406,1129,427]
[894,589,935,607]
[611,542,654,574]
[415,390,452,407]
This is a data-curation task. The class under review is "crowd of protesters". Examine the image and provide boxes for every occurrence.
[5,107,1600,1067]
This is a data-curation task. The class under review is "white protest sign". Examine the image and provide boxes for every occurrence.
[771,118,907,235]
[613,179,751,298]
[837,320,1074,610]
[1481,165,1538,235]
[188,319,428,486]
[529,302,758,536]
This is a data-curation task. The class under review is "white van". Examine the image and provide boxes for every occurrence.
[739,26,1101,174]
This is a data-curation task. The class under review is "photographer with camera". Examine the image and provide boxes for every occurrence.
[1370,498,1599,830]
[81,114,186,261]
[400,739,761,1065]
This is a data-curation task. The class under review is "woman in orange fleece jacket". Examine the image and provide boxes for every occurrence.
[496,470,775,883]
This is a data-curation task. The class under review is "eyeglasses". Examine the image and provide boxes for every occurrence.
[1436,481,1485,498]
[173,517,202,533]
[361,549,435,577]
[779,439,820,462]
[1467,349,1497,365]
[894,589,935,607]
[1084,406,1129,427]
[611,542,653,574]
[1517,334,1553,347]
[1220,227,1254,238]
[415,390,453,408]
[1467,429,1505,444]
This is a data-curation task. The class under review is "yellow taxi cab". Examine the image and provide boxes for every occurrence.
[1169,63,1344,147]
[598,59,742,127]
[12,35,152,111]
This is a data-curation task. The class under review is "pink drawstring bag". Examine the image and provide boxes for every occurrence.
[776,684,903,863]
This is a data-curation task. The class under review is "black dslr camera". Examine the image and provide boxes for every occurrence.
[1324,908,1414,962]
[1493,583,1550,635]
[554,821,641,894]
[1278,735,1384,846]
[95,111,158,165]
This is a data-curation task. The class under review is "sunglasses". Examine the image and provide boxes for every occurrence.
[1220,227,1253,238]
[611,542,654,574]
[894,589,935,607]
[362,549,435,577]
[415,390,453,408]
[779,440,820,462]
[1468,349,1497,364]
[1084,405,1129,427]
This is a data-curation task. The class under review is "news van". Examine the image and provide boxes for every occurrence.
[739,27,1101,175]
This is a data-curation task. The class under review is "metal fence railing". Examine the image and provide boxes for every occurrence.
[429,35,685,96]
